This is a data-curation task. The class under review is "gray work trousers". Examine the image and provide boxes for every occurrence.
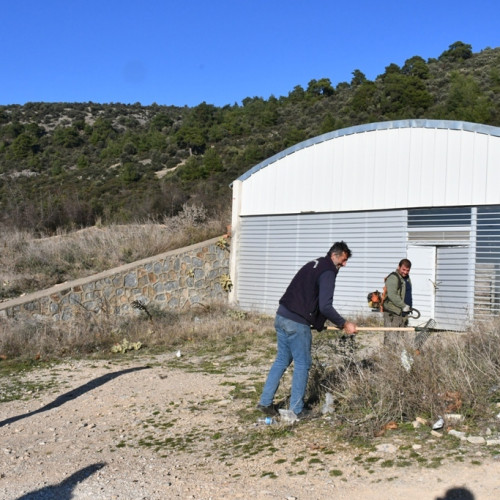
[383,312,410,346]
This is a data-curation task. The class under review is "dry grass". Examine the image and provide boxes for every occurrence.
[0,301,273,361]
[308,322,500,438]
[0,204,229,299]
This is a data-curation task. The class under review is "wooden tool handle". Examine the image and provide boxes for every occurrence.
[327,327,415,331]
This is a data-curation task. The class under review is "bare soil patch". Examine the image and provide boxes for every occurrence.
[1,335,500,500]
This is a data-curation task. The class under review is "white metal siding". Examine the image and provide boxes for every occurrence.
[236,210,407,319]
[236,122,500,216]
[434,246,474,330]
[474,206,500,320]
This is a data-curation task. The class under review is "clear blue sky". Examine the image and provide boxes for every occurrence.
[2,0,499,108]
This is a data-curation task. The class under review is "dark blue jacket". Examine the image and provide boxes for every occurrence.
[278,255,346,331]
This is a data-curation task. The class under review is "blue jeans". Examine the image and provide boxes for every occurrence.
[259,314,312,414]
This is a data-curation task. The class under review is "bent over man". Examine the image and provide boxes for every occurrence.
[257,241,358,419]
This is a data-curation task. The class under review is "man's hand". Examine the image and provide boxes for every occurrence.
[402,304,411,313]
[343,321,358,335]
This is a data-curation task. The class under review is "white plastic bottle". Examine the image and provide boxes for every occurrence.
[256,416,276,425]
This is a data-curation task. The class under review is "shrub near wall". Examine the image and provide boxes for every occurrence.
[0,237,230,322]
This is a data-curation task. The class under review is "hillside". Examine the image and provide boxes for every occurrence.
[1,42,499,233]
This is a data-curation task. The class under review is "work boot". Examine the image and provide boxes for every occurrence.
[295,408,313,420]
[256,404,278,417]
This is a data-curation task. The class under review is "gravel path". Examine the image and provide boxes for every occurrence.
[1,346,500,500]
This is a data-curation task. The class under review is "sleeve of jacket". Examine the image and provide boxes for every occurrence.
[318,271,346,328]
[386,273,406,310]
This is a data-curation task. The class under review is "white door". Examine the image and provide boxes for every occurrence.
[434,246,474,330]
[407,245,436,326]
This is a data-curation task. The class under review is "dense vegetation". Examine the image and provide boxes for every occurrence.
[1,42,499,233]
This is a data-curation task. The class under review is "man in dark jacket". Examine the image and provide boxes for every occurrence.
[257,241,358,419]
[382,258,413,346]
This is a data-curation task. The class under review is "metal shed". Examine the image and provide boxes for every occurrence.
[229,119,500,331]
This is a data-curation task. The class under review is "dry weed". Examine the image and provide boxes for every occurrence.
[0,204,229,299]
[0,302,273,362]
[310,322,500,437]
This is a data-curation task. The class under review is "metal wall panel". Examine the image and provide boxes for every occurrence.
[235,210,407,319]
[475,206,500,319]
[234,205,500,330]
[434,246,475,330]
[486,139,500,201]
[444,131,463,206]
[235,121,500,217]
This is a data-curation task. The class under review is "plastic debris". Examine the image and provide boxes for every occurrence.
[321,392,334,415]
[256,417,277,425]
[279,409,298,423]
[444,413,464,423]
[400,349,414,372]
[432,416,444,430]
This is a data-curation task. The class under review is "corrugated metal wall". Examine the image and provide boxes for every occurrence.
[406,206,500,327]
[475,206,500,321]
[235,205,500,330]
[407,207,473,329]
[434,246,474,330]
[236,210,407,319]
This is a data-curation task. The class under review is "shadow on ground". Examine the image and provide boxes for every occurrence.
[14,462,106,500]
[0,365,150,428]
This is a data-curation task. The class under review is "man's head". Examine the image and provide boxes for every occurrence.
[397,258,412,278]
[327,241,352,270]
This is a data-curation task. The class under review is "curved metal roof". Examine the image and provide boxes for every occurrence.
[235,119,500,183]
[231,119,500,216]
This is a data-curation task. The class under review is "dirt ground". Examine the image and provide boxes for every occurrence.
[1,337,500,500]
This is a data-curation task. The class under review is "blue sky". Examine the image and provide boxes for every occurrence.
[2,0,499,108]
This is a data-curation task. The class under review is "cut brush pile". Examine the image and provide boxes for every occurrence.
[307,323,500,438]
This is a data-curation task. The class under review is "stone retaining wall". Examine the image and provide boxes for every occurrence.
[0,236,231,323]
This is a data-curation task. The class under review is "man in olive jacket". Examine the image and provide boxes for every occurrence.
[382,258,412,345]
